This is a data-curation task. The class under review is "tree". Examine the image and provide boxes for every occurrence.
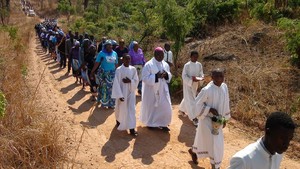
[58,0,75,23]
[158,0,194,71]
[130,0,161,43]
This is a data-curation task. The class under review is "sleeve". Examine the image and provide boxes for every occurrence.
[111,69,124,99]
[194,88,210,120]
[141,49,146,65]
[224,84,231,120]
[128,50,134,65]
[182,63,193,87]
[130,68,139,91]
[169,51,173,64]
[114,52,118,64]
[95,52,103,63]
[199,63,204,78]
[141,64,156,86]
[227,157,246,169]
[164,63,172,83]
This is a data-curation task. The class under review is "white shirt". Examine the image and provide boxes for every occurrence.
[164,50,173,64]
[227,138,283,169]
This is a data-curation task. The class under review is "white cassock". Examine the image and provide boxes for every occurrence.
[111,65,139,130]
[140,58,172,127]
[179,61,204,120]
[192,81,231,169]
[227,138,283,169]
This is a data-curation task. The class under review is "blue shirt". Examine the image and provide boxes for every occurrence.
[96,51,118,71]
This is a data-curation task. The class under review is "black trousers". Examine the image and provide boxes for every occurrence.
[60,53,66,68]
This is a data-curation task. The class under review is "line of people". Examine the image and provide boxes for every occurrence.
[34,19,296,169]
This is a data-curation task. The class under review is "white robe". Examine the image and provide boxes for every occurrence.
[140,58,172,127]
[192,81,230,168]
[111,65,139,130]
[227,138,283,169]
[179,61,204,120]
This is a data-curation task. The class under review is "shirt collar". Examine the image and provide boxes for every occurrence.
[258,137,274,158]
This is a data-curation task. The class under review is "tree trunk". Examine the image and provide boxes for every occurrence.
[83,0,88,10]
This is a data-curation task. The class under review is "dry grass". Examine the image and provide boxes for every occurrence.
[178,22,300,158]
[0,1,69,168]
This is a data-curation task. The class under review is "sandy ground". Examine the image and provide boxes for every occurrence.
[26,34,300,169]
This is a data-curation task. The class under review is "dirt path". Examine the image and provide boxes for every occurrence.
[27,34,300,169]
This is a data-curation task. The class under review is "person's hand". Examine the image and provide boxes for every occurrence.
[161,71,168,78]
[156,72,163,78]
[192,76,203,82]
[122,77,131,83]
[120,97,125,102]
[223,121,227,128]
[192,76,198,82]
[209,108,219,116]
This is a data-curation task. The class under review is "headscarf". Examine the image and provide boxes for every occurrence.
[75,40,80,46]
[129,41,138,51]
[102,39,113,53]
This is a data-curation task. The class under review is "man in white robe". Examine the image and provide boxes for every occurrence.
[140,47,172,131]
[112,54,139,136]
[227,112,295,169]
[188,68,230,169]
[179,51,204,124]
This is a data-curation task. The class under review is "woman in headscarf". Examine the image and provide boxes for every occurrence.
[128,41,145,95]
[69,40,82,83]
[91,40,118,108]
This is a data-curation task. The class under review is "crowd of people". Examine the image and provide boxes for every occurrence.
[34,19,296,169]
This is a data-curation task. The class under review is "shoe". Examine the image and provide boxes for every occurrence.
[147,126,155,130]
[116,120,120,127]
[193,118,198,127]
[160,126,170,132]
[129,129,138,136]
[188,148,198,165]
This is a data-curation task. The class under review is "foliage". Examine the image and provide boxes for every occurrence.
[250,2,282,22]
[0,90,6,118]
[57,0,75,21]
[211,115,226,124]
[248,0,300,22]
[158,0,194,68]
[187,0,241,37]
[277,18,300,67]
[169,76,182,95]
[7,26,18,40]
[21,64,28,77]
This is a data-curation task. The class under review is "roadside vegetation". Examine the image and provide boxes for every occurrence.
[0,1,68,168]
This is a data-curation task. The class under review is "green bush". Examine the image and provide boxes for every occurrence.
[277,18,300,67]
[250,2,283,22]
[188,0,241,37]
[83,11,99,22]
[169,76,182,94]
[0,90,6,118]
